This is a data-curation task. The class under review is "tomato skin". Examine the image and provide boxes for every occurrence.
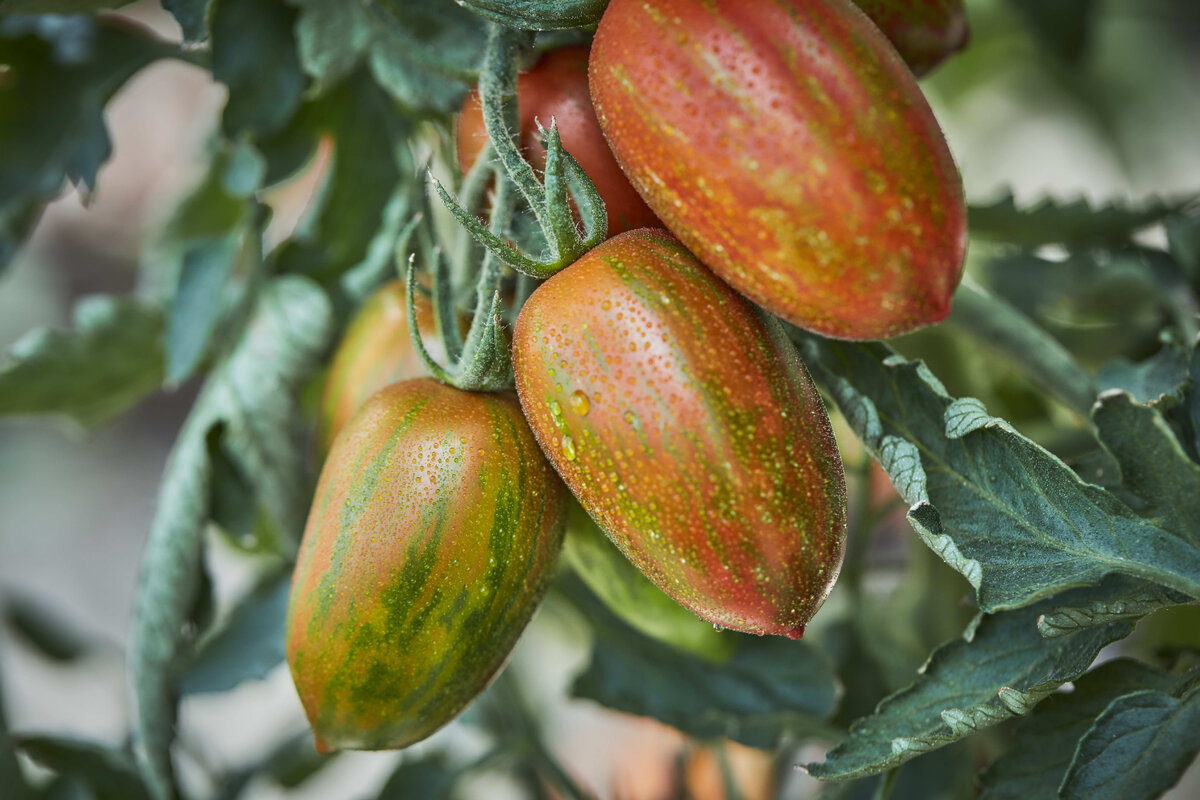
[512,229,847,638]
[457,46,659,235]
[316,281,446,455]
[287,379,567,751]
[853,0,969,77]
[589,0,967,340]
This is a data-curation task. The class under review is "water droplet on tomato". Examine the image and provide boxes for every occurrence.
[569,390,590,416]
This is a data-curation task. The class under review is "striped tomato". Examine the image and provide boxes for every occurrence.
[853,0,969,77]
[512,229,847,638]
[589,0,967,340]
[287,379,567,751]
[316,281,446,455]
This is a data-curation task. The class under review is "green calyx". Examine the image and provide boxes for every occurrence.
[456,0,611,31]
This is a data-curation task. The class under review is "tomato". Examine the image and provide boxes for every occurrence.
[457,45,660,235]
[316,281,445,455]
[853,0,969,77]
[512,229,847,638]
[589,0,968,340]
[287,379,568,751]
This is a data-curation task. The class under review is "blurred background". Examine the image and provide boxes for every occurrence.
[2,0,1199,797]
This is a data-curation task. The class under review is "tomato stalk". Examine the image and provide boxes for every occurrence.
[455,0,610,31]
[431,23,606,280]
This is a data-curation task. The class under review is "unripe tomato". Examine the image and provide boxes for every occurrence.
[287,379,568,751]
[316,281,446,455]
[457,46,659,235]
[853,0,969,77]
[512,229,847,638]
[589,0,967,340]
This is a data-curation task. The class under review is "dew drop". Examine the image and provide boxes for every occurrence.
[561,434,577,461]
[569,390,590,416]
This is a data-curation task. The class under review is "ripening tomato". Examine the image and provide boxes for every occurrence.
[317,282,447,455]
[853,0,969,77]
[589,0,968,340]
[287,379,567,751]
[457,45,659,235]
[512,229,847,638]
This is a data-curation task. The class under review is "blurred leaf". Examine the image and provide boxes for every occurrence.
[946,282,1095,416]
[180,572,289,695]
[793,335,1200,612]
[451,0,609,30]
[1167,206,1200,289]
[805,584,1134,781]
[0,684,34,800]
[978,659,1184,800]
[1060,684,1200,800]
[0,1,134,11]
[0,295,164,429]
[0,15,177,267]
[827,741,978,800]
[130,278,332,800]
[3,592,92,661]
[1096,344,1191,405]
[162,0,208,42]
[564,575,838,749]
[161,142,264,386]
[211,0,306,138]
[1002,0,1097,63]
[1093,391,1200,543]
[376,753,457,800]
[16,736,150,800]
[969,191,1184,247]
[211,732,333,800]
[268,69,413,293]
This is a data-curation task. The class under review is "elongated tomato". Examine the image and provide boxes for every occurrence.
[590,0,967,340]
[287,379,567,751]
[316,282,446,455]
[513,229,847,638]
[853,0,969,77]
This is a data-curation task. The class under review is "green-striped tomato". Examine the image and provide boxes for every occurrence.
[852,0,969,77]
[316,281,446,455]
[287,379,567,751]
[589,0,967,340]
[512,229,847,638]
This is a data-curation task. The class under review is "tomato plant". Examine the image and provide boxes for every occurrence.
[457,45,659,235]
[513,229,847,638]
[288,378,567,751]
[589,0,968,340]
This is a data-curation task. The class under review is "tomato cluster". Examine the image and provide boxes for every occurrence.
[287,0,968,752]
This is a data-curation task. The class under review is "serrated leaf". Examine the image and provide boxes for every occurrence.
[1003,0,1097,63]
[805,585,1134,781]
[15,736,150,800]
[1059,685,1200,800]
[969,191,1184,247]
[978,659,1181,800]
[179,572,289,695]
[564,576,838,749]
[268,69,413,292]
[1096,345,1191,405]
[211,0,306,138]
[0,295,163,429]
[0,15,177,267]
[1093,390,1200,543]
[794,335,1200,612]
[129,278,331,800]
[452,0,608,31]
[1036,575,1193,638]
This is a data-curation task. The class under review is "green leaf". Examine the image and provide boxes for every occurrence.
[160,142,264,386]
[179,572,289,695]
[563,575,838,749]
[211,0,306,138]
[16,736,150,800]
[1002,0,1097,63]
[1167,206,1200,289]
[1096,344,1191,405]
[162,0,209,42]
[268,69,414,292]
[826,741,979,800]
[1059,685,1200,800]
[3,592,92,661]
[0,682,33,800]
[0,295,164,429]
[1093,390,1200,543]
[376,753,457,800]
[129,278,332,800]
[0,15,177,267]
[805,585,1135,782]
[969,191,1185,247]
[453,0,609,30]
[978,659,1182,800]
[368,1,485,113]
[794,335,1200,611]
[1035,575,1194,638]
